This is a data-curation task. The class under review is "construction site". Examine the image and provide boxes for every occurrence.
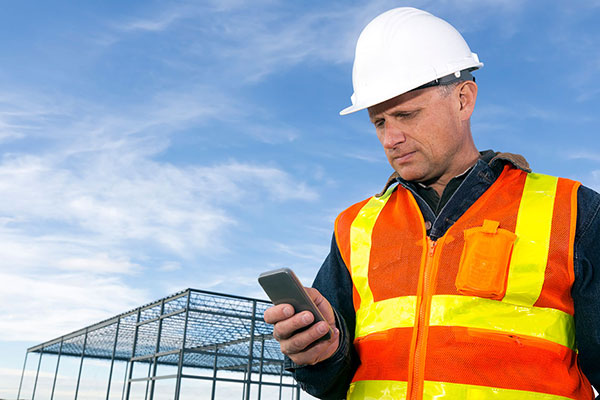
[17,288,307,400]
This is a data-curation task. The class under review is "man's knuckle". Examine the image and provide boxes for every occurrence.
[290,336,305,351]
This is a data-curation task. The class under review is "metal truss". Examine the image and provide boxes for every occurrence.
[18,288,301,400]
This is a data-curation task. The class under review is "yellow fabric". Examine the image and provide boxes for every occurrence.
[355,294,573,349]
[504,173,558,307]
[350,185,395,311]
[355,296,416,338]
[347,380,407,400]
[429,295,574,349]
[422,380,574,400]
[348,380,573,400]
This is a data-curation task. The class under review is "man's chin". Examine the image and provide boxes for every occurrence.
[393,168,425,183]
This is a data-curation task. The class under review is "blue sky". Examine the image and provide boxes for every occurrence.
[1,0,600,397]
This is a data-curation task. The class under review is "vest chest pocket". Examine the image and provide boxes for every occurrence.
[455,220,517,300]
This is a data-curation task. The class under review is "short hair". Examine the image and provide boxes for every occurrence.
[438,82,460,97]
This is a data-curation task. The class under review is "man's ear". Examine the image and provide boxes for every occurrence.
[457,80,478,120]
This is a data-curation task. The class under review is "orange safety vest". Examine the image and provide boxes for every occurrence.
[334,166,594,400]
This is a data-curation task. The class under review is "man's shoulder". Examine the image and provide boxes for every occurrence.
[489,152,531,173]
[577,184,600,227]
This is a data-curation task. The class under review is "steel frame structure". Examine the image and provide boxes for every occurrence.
[18,288,302,400]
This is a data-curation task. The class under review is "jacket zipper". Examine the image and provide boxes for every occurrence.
[409,237,439,400]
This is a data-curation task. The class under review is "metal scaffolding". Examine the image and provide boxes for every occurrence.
[18,288,303,400]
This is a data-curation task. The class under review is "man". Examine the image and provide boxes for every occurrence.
[264,7,599,400]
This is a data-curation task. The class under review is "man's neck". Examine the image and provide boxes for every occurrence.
[427,155,480,196]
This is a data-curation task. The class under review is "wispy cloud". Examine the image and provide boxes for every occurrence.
[566,151,600,162]
[0,83,320,344]
[0,271,148,341]
[118,9,187,33]
[98,0,537,87]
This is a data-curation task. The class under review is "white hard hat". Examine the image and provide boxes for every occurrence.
[340,7,483,115]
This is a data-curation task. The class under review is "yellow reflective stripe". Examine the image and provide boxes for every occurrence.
[423,380,573,400]
[354,294,573,349]
[347,380,407,400]
[350,186,395,308]
[429,295,574,349]
[504,173,558,307]
[348,380,572,400]
[355,296,416,338]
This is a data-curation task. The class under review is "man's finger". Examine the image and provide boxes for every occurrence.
[286,326,341,366]
[263,303,294,324]
[280,320,329,354]
[272,311,314,341]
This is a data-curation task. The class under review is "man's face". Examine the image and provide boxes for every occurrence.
[368,85,474,187]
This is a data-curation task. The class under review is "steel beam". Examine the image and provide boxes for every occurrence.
[106,318,121,400]
[74,328,89,400]
[31,347,43,400]
[50,338,64,400]
[17,351,28,400]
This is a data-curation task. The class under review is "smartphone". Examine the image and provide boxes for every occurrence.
[258,267,332,341]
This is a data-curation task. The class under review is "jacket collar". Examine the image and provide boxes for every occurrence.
[376,151,531,197]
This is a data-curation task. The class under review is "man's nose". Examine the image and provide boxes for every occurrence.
[382,122,406,149]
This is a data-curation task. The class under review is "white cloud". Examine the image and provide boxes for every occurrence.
[98,0,537,88]
[119,10,186,32]
[0,271,148,341]
[566,151,600,162]
[0,84,320,345]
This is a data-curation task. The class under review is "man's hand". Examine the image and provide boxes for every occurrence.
[263,287,340,366]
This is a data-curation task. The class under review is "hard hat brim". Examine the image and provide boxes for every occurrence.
[339,63,483,116]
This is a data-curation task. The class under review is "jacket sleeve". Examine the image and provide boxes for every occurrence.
[287,233,359,399]
[573,185,600,397]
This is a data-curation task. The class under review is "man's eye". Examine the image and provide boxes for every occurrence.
[395,112,414,119]
[373,120,385,128]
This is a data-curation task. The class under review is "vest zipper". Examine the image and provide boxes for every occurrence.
[409,237,439,400]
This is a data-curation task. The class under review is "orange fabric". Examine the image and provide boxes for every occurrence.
[533,178,578,314]
[352,327,412,382]
[335,166,591,399]
[432,166,524,296]
[368,189,423,301]
[568,182,581,285]
[408,237,440,400]
[425,326,594,399]
[352,325,594,400]
[455,220,517,299]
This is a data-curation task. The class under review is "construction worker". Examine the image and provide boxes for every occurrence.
[264,7,599,399]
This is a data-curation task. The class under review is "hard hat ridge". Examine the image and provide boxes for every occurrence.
[340,7,483,115]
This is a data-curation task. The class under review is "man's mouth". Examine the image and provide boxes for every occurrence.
[393,151,416,163]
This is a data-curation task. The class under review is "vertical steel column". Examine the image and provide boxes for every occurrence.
[278,362,284,400]
[210,344,218,400]
[244,300,257,400]
[74,328,89,400]
[17,351,28,400]
[144,362,151,400]
[125,309,142,400]
[120,360,129,400]
[31,348,44,400]
[50,338,64,400]
[148,299,165,400]
[242,369,248,400]
[257,336,265,400]
[106,318,121,400]
[174,290,191,400]
[295,385,301,400]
